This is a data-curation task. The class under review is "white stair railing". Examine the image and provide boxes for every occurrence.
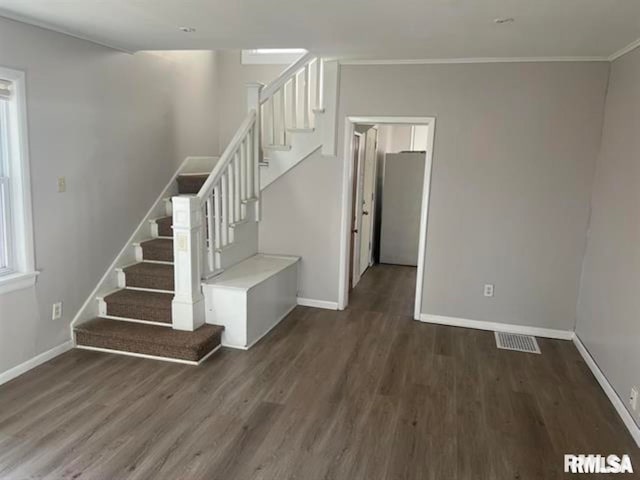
[198,109,260,277]
[259,53,323,148]
[170,53,333,332]
[171,83,263,331]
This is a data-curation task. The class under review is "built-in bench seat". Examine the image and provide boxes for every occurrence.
[202,253,300,349]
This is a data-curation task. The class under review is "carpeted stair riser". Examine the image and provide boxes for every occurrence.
[177,175,208,194]
[156,217,173,237]
[141,239,173,262]
[124,263,174,291]
[104,290,172,324]
[75,318,223,362]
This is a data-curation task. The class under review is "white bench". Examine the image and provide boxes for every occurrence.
[202,254,299,349]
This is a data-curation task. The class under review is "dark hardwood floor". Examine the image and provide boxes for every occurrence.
[0,264,638,479]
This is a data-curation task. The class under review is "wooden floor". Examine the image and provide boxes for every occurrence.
[1,264,638,479]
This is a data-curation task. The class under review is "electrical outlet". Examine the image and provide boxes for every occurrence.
[631,386,639,413]
[57,176,66,193]
[52,302,62,320]
[483,284,494,297]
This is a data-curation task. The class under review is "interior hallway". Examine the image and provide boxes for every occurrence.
[0,264,637,479]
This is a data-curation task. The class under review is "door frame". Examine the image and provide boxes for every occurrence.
[338,116,436,320]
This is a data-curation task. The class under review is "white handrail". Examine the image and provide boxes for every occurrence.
[260,52,316,103]
[258,54,323,149]
[197,109,257,200]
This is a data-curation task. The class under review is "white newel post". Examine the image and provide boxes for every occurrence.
[246,82,263,219]
[171,196,206,331]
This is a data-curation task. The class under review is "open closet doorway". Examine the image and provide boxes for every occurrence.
[339,117,436,320]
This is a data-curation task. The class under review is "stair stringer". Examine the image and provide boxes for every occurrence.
[69,156,219,340]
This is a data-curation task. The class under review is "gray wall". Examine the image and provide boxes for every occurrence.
[217,50,283,150]
[349,63,609,330]
[0,18,219,374]
[576,47,640,428]
[259,150,343,302]
[262,62,609,329]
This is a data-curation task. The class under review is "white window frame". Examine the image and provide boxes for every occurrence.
[241,49,307,65]
[0,66,37,295]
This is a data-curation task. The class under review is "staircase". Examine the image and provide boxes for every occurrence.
[74,174,224,364]
[70,53,338,364]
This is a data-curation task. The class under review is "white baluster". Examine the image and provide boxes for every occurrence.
[228,162,235,225]
[240,140,247,205]
[291,73,298,129]
[315,57,323,110]
[213,183,221,254]
[246,82,263,219]
[220,172,228,246]
[234,153,241,222]
[303,64,310,129]
[205,197,214,274]
[279,88,286,144]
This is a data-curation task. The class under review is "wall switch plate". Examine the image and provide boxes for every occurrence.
[57,177,66,193]
[483,284,494,297]
[52,302,62,320]
[631,386,639,412]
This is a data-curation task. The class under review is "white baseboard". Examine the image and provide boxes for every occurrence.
[573,336,640,448]
[0,340,73,386]
[418,314,575,340]
[297,297,339,310]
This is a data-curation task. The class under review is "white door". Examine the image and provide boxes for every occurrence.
[351,133,365,288]
[358,128,377,277]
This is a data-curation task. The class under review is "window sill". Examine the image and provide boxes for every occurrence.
[0,271,39,295]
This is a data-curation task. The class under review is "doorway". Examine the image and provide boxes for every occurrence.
[339,117,436,320]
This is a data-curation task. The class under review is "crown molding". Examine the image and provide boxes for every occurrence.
[608,37,640,62]
[0,12,134,54]
[339,56,609,66]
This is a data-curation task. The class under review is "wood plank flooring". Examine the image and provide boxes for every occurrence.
[0,264,638,479]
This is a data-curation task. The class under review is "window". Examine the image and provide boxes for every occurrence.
[0,67,37,294]
[241,48,307,65]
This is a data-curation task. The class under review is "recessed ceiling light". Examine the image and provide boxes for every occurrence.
[179,26,196,33]
[494,17,515,24]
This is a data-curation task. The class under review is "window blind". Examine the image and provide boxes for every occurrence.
[0,79,12,100]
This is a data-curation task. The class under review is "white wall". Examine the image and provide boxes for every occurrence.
[0,18,219,375]
[576,47,640,428]
[262,61,609,329]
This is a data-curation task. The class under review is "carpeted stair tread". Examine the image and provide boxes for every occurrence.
[177,174,209,194]
[156,216,173,237]
[103,289,172,324]
[124,262,174,291]
[75,318,223,362]
[140,238,173,262]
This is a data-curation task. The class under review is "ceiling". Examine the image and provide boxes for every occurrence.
[0,0,639,60]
